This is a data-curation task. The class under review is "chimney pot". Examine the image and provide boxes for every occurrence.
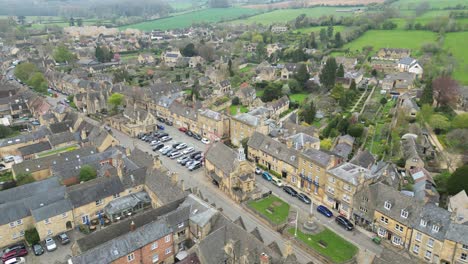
[260,253,270,264]
[130,221,136,231]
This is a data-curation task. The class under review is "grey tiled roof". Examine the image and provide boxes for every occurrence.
[144,168,187,205]
[248,132,299,167]
[18,141,52,156]
[47,131,79,147]
[67,176,125,208]
[31,199,72,222]
[0,126,50,147]
[350,150,375,168]
[328,162,376,186]
[413,203,452,241]
[49,120,73,134]
[232,113,261,127]
[445,222,468,244]
[301,148,332,167]
[205,143,238,175]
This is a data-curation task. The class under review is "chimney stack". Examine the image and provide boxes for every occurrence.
[130,221,136,231]
[260,253,270,264]
[171,172,179,185]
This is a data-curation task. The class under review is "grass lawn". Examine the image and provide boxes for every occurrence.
[444,32,468,85]
[256,89,264,98]
[37,145,78,158]
[343,30,437,54]
[230,105,248,115]
[294,25,345,35]
[288,228,358,263]
[248,195,290,225]
[120,8,258,31]
[229,7,354,25]
[289,93,309,104]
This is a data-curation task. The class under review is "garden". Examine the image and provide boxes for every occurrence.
[247,195,290,225]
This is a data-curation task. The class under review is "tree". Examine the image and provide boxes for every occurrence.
[452,113,468,129]
[69,17,75,26]
[14,62,37,82]
[348,124,364,138]
[447,165,468,195]
[0,124,15,138]
[429,114,450,133]
[25,228,40,245]
[371,69,378,77]
[382,20,397,30]
[95,45,113,63]
[334,32,343,48]
[349,80,356,91]
[415,1,430,16]
[380,97,388,105]
[446,129,468,152]
[300,101,316,124]
[79,165,97,182]
[294,64,310,85]
[420,79,434,105]
[319,28,328,43]
[320,138,333,150]
[319,57,337,89]
[261,82,282,102]
[76,18,83,27]
[53,44,76,63]
[433,76,460,107]
[232,96,240,106]
[107,93,124,113]
[336,64,344,78]
[288,79,302,93]
[310,32,317,49]
[27,72,48,94]
[418,104,434,123]
[113,68,130,83]
[181,43,197,57]
[331,84,345,100]
[327,24,334,38]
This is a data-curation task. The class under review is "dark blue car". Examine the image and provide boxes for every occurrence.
[262,172,272,181]
[316,205,333,218]
[157,124,165,130]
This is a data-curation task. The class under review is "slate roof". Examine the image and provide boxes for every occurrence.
[47,131,78,147]
[0,126,51,147]
[232,113,261,127]
[413,203,452,241]
[350,150,375,168]
[31,199,72,222]
[248,132,299,167]
[181,194,219,228]
[198,109,222,121]
[206,143,238,175]
[18,141,52,156]
[398,57,415,65]
[88,127,113,149]
[67,176,125,208]
[128,147,154,169]
[286,132,319,150]
[445,222,468,245]
[121,167,147,189]
[332,143,353,159]
[301,148,332,167]
[144,168,187,205]
[49,120,73,134]
[328,162,376,186]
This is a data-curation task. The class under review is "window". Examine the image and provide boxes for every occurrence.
[380,216,389,224]
[343,194,350,202]
[19,230,24,237]
[362,196,369,202]
[427,238,434,248]
[401,209,408,219]
[165,248,172,255]
[292,176,297,183]
[463,244,468,250]
[415,232,422,242]
[47,230,52,236]
[152,254,159,263]
[165,235,171,243]
[327,186,335,194]
[344,184,351,191]
[95,199,103,206]
[328,177,335,183]
[392,236,402,245]
[425,250,432,260]
[359,206,368,213]
[395,224,404,232]
[151,242,158,250]
[432,225,439,233]
[413,245,419,254]
[378,228,387,237]
[44,218,51,225]
[178,222,184,228]
[309,163,313,168]
[9,222,15,228]
[127,253,135,262]
[113,193,120,199]
[61,212,67,218]
[384,201,392,210]
[461,253,467,261]
[420,219,427,227]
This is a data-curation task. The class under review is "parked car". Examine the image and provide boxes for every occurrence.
[160,136,172,142]
[169,151,183,159]
[335,215,354,231]
[271,177,283,187]
[3,156,15,163]
[185,130,193,137]
[2,247,27,262]
[182,147,194,154]
[255,167,262,175]
[165,120,173,126]
[185,160,196,168]
[159,146,172,155]
[165,148,177,156]
[297,193,311,204]
[31,120,40,126]
[2,243,26,255]
[32,244,44,256]
[153,143,165,151]
[178,127,188,132]
[177,156,190,164]
[157,117,165,122]
[150,140,160,146]
[188,161,202,171]
[45,238,57,251]
[190,151,202,159]
[262,172,272,181]
[316,205,333,218]
[4,257,26,264]
[157,124,165,130]
[172,142,182,148]
[58,233,70,245]
[283,186,298,196]
[193,154,203,161]
[181,158,192,166]
[192,133,202,140]
[175,143,187,150]
[201,138,210,144]
[156,133,169,139]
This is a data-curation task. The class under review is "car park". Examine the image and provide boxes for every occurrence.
[153,143,165,151]
[188,161,202,171]
[297,193,311,204]
[157,117,165,122]
[201,138,210,144]
[190,151,202,159]
[283,186,298,196]
[169,151,183,159]
[58,233,70,245]
[193,154,203,161]
[32,244,44,256]
[2,244,27,262]
[177,156,190,164]
[150,140,160,146]
[180,158,191,166]
[156,133,168,138]
[185,131,193,137]
[185,160,196,167]
[5,257,25,264]
[179,127,188,132]
[192,133,202,141]
[159,146,172,154]
[271,177,283,187]
[335,216,354,231]
[175,143,187,150]
[165,120,173,126]
[316,205,333,218]
[255,167,262,175]
[3,156,15,163]
[262,172,272,181]
[45,237,57,251]
[165,148,177,156]
[160,136,172,142]
[182,147,194,154]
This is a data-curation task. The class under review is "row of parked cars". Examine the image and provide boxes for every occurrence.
[256,168,355,231]
[1,233,70,263]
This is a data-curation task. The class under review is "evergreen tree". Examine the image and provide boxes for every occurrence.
[349,80,357,90]
[420,78,434,105]
[336,64,345,78]
[319,28,328,44]
[327,24,334,38]
[310,32,317,49]
[294,64,310,85]
[319,57,337,89]
[301,101,316,124]
[334,32,343,48]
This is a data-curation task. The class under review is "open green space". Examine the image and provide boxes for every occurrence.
[343,30,437,54]
[256,89,264,98]
[444,32,468,85]
[120,8,258,31]
[230,105,248,115]
[229,7,354,25]
[37,145,78,158]
[248,195,290,224]
[391,0,467,10]
[294,25,345,35]
[288,228,358,263]
[289,93,309,104]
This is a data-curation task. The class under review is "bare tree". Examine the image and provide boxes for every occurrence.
[433,76,460,107]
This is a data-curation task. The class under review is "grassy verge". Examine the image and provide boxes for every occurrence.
[288,228,358,263]
[248,195,290,224]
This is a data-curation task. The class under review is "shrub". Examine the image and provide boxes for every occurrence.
[25,228,40,245]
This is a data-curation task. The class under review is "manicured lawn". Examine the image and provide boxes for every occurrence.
[230,105,248,115]
[343,30,437,54]
[229,7,354,25]
[444,32,468,85]
[37,145,78,158]
[288,228,358,263]
[289,93,309,104]
[248,195,290,224]
[120,8,259,30]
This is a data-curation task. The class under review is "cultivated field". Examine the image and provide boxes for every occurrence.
[229,7,355,25]
[120,8,258,31]
[444,32,468,85]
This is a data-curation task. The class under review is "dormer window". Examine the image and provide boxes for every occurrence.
[401,209,409,219]
[432,225,439,233]
[384,201,392,210]
[420,219,427,227]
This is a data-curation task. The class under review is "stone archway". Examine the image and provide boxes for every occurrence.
[66,221,72,230]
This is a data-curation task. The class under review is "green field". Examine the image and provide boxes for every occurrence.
[444,32,468,85]
[343,30,437,54]
[391,0,467,9]
[288,228,358,263]
[229,7,354,25]
[248,195,290,225]
[120,8,258,31]
[289,93,309,104]
[294,25,345,34]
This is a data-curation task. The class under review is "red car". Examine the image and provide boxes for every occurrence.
[178,127,188,132]
[2,248,28,262]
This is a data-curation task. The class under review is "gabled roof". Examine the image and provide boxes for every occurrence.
[301,148,332,168]
[205,143,239,175]
[413,203,451,241]
[18,141,52,156]
[144,168,187,205]
[67,176,125,208]
[327,162,375,186]
[248,132,299,167]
